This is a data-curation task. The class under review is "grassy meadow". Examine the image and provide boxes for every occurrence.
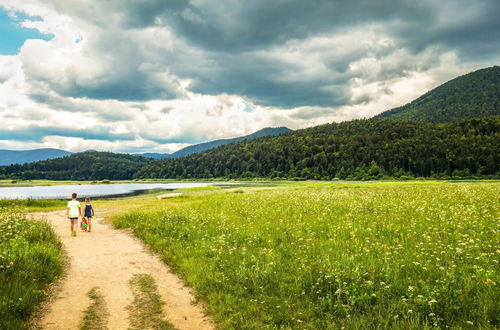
[0,198,66,212]
[0,204,64,329]
[113,182,499,329]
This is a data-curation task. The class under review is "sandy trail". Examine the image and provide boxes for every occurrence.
[36,210,214,330]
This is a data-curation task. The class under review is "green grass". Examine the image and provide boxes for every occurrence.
[127,274,176,330]
[80,287,109,330]
[174,186,221,192]
[114,182,499,329]
[0,178,264,187]
[0,198,67,212]
[0,209,64,329]
[0,179,95,187]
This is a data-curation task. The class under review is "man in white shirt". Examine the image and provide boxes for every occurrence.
[67,192,81,237]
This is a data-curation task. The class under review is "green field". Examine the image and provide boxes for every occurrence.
[0,178,264,187]
[0,206,64,329]
[0,198,67,212]
[114,182,499,329]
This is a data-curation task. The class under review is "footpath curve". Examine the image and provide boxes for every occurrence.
[35,210,214,330]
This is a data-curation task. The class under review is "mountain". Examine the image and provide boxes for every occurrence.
[0,127,291,166]
[0,148,71,166]
[375,66,500,122]
[135,116,500,180]
[135,153,172,159]
[0,151,152,181]
[133,127,292,160]
[169,127,292,158]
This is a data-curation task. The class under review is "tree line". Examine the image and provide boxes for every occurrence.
[1,117,498,181]
[134,117,500,180]
[0,151,152,181]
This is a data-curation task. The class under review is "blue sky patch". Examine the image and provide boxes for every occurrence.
[0,8,52,55]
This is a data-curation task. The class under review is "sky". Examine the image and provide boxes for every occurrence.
[0,0,499,153]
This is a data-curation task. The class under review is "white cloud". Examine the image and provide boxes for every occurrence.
[110,124,130,135]
[0,0,498,153]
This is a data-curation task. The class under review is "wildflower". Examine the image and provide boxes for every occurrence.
[428,299,437,305]
[429,313,435,317]
[408,286,416,291]
[466,321,474,325]
[407,309,413,314]
[485,279,496,286]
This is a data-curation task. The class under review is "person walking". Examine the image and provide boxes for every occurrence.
[67,192,81,236]
[83,197,95,232]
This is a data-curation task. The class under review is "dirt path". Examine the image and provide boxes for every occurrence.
[35,210,214,330]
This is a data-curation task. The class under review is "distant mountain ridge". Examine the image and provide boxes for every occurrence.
[0,127,292,165]
[134,116,500,180]
[2,65,499,181]
[132,66,500,180]
[169,127,292,158]
[135,153,170,160]
[0,148,71,166]
[137,127,292,159]
[375,66,500,122]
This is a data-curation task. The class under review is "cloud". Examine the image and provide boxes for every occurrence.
[110,124,130,135]
[0,124,136,142]
[0,0,498,152]
[18,29,184,101]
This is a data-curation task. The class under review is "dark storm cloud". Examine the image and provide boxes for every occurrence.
[116,0,499,108]
[124,0,431,51]
[27,90,134,122]
[17,0,500,108]
[0,126,135,142]
[389,1,500,59]
[186,52,352,108]
[22,53,182,103]
[63,74,176,102]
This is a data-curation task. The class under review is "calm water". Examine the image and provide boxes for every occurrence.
[0,182,222,199]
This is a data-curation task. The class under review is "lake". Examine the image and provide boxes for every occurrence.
[0,182,224,199]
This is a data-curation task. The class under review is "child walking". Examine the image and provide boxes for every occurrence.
[84,197,95,232]
[67,192,81,236]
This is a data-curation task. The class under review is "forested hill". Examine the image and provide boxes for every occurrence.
[134,116,500,180]
[0,151,152,180]
[169,127,292,158]
[375,66,500,122]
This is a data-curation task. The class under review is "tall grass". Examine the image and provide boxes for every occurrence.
[115,183,499,329]
[0,208,63,329]
[0,198,66,211]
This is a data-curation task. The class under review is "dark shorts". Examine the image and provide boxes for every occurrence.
[69,217,78,220]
